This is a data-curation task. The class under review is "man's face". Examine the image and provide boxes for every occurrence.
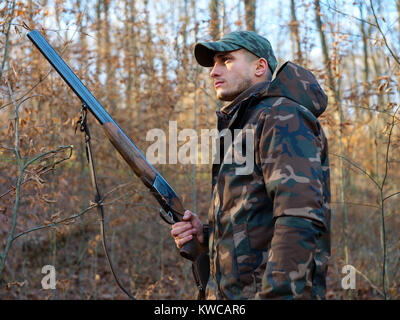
[210,49,255,102]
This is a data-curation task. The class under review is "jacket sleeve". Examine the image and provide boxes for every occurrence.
[255,104,330,299]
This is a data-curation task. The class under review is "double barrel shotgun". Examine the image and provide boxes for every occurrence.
[27,30,208,299]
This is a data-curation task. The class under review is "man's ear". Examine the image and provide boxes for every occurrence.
[254,58,268,78]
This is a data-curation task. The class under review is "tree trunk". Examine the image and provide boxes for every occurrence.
[289,0,303,64]
[138,0,155,131]
[103,0,116,112]
[244,0,256,31]
[95,0,102,77]
[314,0,350,269]
[209,0,220,40]
[124,0,138,117]
[359,2,370,104]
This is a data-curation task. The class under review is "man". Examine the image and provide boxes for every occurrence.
[171,31,331,300]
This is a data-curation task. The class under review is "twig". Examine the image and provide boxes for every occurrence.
[369,0,400,66]
[383,191,400,202]
[320,0,375,27]
[11,202,98,242]
[331,201,379,209]
[0,0,16,81]
[0,73,52,111]
[11,198,157,242]
[102,181,136,199]
[380,105,399,192]
[0,36,73,112]
[0,145,14,151]
[0,144,72,199]
[353,267,384,297]
[329,152,380,189]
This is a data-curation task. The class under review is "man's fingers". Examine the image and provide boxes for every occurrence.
[171,222,193,237]
[171,225,197,240]
[170,210,203,249]
[172,221,192,228]
[176,234,193,249]
[177,228,197,239]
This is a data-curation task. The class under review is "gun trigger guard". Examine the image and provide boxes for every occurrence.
[159,208,175,225]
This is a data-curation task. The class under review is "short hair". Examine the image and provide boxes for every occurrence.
[242,49,272,80]
[243,49,259,62]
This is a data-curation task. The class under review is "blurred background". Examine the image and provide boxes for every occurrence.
[0,0,399,299]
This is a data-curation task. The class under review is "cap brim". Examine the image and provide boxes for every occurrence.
[194,41,241,67]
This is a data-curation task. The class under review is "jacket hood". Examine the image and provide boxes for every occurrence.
[262,61,328,118]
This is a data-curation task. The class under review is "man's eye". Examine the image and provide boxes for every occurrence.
[222,57,231,63]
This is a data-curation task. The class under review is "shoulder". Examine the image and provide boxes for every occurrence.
[253,97,322,135]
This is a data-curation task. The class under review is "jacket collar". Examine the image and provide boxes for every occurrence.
[220,80,271,116]
[216,81,271,131]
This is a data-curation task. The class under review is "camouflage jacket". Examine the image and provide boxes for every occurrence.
[204,61,331,300]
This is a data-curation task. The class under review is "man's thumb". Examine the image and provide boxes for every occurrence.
[183,210,192,220]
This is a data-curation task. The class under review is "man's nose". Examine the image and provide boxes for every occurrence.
[210,63,221,78]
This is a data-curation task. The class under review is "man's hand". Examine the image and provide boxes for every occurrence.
[171,210,204,249]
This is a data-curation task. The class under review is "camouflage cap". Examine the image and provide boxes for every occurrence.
[194,31,277,73]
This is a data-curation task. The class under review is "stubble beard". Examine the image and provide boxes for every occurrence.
[217,77,253,102]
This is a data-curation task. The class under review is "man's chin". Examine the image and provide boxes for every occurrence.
[216,90,236,102]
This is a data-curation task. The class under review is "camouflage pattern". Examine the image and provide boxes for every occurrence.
[205,61,331,300]
[194,31,278,73]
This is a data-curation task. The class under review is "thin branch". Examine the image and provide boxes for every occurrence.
[11,198,156,242]
[381,105,400,191]
[353,267,384,297]
[0,34,74,112]
[320,0,376,27]
[0,145,14,151]
[329,152,380,189]
[11,203,98,242]
[369,0,400,66]
[383,191,400,202]
[0,0,16,80]
[331,201,380,209]
[0,72,52,111]
[0,145,73,199]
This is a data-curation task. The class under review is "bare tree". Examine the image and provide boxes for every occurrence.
[244,0,256,31]
[289,0,303,64]
[209,0,220,40]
